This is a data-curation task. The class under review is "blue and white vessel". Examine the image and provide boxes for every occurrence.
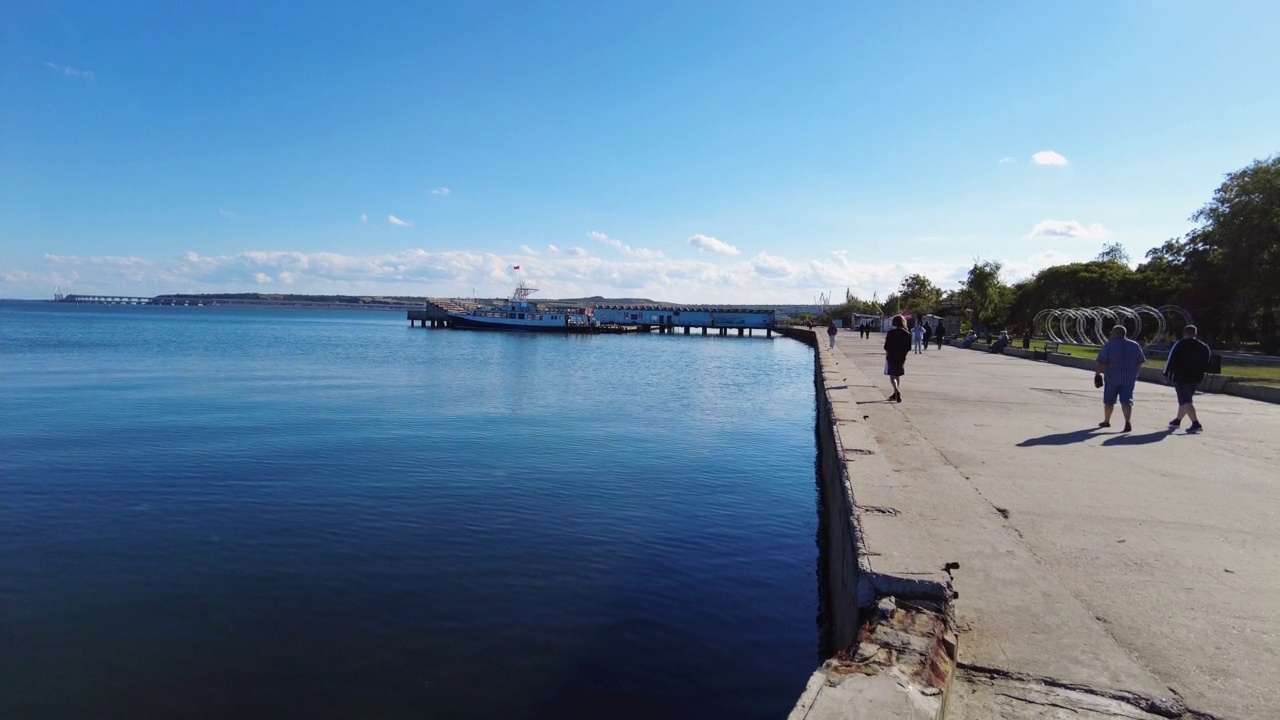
[448,281,595,332]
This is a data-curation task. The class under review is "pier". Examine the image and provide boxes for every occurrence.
[409,301,777,336]
[59,294,154,305]
[787,327,1279,719]
[407,299,467,327]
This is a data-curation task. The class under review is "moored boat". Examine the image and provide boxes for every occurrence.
[447,281,596,332]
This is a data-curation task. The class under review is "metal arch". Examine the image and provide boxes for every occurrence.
[1058,309,1077,345]
[1132,305,1165,343]
[1159,305,1195,338]
[1033,309,1056,341]
[1108,305,1141,339]
[1070,308,1094,345]
[1087,307,1112,345]
[1032,304,1196,347]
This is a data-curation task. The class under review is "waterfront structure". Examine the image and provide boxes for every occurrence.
[593,305,775,334]
[58,294,154,305]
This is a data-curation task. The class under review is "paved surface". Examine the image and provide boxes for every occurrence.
[830,333,1279,719]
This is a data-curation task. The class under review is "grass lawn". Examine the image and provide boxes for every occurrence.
[1026,341,1280,387]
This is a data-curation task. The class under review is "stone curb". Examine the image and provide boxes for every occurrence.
[780,327,957,720]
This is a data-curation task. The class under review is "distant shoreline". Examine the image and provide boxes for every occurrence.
[5,294,824,313]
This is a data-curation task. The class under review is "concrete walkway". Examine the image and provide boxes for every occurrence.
[830,333,1279,719]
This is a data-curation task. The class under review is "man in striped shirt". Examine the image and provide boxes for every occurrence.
[1094,325,1146,432]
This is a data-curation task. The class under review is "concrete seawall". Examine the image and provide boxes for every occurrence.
[791,328,1280,718]
[779,327,957,719]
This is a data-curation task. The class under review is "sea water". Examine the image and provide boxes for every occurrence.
[0,301,818,719]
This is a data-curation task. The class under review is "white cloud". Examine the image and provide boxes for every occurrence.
[361,213,369,224]
[751,251,792,278]
[45,62,95,80]
[1002,250,1075,281]
[1031,150,1068,166]
[587,230,664,259]
[430,187,451,196]
[688,234,740,256]
[388,215,413,227]
[547,244,562,255]
[998,156,1015,165]
[519,245,538,256]
[1027,219,1110,241]
[9,244,1096,304]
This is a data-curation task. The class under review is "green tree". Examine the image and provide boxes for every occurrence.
[1006,261,1137,330]
[894,273,941,317]
[1129,239,1194,307]
[1182,154,1280,347]
[1096,242,1131,265]
[958,260,1010,331]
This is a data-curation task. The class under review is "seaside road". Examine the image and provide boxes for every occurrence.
[830,334,1279,719]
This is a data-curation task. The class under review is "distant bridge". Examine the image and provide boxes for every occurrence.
[60,294,154,305]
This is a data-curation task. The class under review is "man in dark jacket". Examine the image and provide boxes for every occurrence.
[1163,324,1212,433]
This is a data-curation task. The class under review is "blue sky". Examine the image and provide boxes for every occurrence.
[3,1,1278,302]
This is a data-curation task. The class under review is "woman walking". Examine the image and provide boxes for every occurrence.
[884,315,912,402]
[827,320,838,349]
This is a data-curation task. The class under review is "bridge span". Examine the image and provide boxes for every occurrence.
[59,294,155,305]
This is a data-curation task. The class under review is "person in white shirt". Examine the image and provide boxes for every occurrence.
[910,321,925,354]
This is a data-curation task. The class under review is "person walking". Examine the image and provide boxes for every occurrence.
[1163,324,1211,433]
[935,322,945,350]
[1094,325,1146,432]
[827,320,838,349]
[910,320,924,354]
[922,322,933,351]
[884,315,912,402]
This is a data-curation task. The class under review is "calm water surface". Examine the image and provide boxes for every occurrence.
[0,302,818,719]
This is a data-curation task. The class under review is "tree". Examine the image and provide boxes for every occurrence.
[1005,261,1137,331]
[1183,154,1280,347]
[894,274,941,318]
[1129,239,1195,308]
[958,260,1010,331]
[1096,242,1131,265]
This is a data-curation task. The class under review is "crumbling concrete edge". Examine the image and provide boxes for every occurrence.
[781,327,958,719]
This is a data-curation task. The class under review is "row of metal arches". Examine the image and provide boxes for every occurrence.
[1032,305,1194,346]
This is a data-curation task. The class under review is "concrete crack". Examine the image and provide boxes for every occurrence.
[957,663,1189,718]
[994,691,1084,714]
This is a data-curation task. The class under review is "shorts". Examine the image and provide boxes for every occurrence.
[884,359,905,377]
[1103,381,1135,406]
[1175,382,1197,405]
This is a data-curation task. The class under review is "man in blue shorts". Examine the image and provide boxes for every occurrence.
[1163,324,1211,433]
[1094,325,1146,432]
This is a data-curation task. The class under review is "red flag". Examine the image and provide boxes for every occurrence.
[513,265,520,270]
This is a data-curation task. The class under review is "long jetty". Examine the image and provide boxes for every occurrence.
[781,327,1279,719]
[409,300,778,335]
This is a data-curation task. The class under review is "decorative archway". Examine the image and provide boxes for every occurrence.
[1033,305,1193,347]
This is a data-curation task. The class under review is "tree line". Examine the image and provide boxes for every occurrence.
[819,154,1280,352]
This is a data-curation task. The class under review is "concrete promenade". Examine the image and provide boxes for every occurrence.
[827,332,1278,719]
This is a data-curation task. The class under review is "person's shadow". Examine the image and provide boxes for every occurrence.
[1017,428,1100,447]
[1102,430,1173,446]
